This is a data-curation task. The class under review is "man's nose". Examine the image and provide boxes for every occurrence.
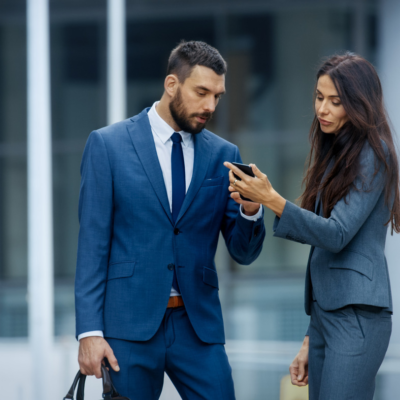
[203,97,216,113]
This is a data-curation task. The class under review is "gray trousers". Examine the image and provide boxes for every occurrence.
[309,299,392,400]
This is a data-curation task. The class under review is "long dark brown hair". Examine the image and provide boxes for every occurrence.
[299,52,400,233]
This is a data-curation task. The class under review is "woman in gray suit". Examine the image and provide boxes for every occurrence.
[224,52,400,400]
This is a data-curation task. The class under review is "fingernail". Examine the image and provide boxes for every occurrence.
[298,375,302,379]
[116,365,120,371]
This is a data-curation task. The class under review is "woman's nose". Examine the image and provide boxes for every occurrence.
[318,101,329,116]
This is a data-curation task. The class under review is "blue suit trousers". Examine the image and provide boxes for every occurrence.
[106,307,235,400]
[309,300,392,400]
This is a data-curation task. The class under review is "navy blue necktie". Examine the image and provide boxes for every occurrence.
[171,132,185,292]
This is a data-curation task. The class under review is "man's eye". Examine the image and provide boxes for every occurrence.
[197,92,205,96]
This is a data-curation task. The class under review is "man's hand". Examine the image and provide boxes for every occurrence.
[233,195,260,216]
[289,336,309,387]
[78,336,120,379]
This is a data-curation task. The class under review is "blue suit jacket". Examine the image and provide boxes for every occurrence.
[75,108,265,343]
[273,142,393,315]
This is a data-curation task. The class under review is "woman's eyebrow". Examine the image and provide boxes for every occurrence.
[316,89,340,98]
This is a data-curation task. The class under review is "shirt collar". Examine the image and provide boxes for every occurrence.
[148,101,193,148]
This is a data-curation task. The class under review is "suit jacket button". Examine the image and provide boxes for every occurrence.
[168,264,175,271]
[174,228,180,235]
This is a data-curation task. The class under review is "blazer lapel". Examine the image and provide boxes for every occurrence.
[315,159,334,214]
[175,130,212,224]
[126,109,173,225]
[315,192,322,214]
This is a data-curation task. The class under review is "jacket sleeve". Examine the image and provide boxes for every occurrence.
[220,146,266,265]
[273,144,387,253]
[75,131,113,338]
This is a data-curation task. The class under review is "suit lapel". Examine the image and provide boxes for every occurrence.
[305,245,315,314]
[315,193,320,213]
[315,193,322,214]
[175,130,212,224]
[126,109,174,225]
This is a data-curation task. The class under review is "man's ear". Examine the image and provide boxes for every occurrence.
[164,74,179,98]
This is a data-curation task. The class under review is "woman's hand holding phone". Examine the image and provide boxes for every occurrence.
[223,161,286,218]
[223,162,260,216]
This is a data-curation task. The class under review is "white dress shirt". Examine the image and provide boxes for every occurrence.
[78,102,262,340]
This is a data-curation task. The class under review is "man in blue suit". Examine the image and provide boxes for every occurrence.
[75,41,265,399]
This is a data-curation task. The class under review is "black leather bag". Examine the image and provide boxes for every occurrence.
[63,365,130,400]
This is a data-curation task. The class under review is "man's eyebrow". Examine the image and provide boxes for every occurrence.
[195,85,226,95]
[316,89,340,98]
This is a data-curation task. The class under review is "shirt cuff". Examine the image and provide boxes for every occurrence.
[78,330,104,341]
[240,204,263,221]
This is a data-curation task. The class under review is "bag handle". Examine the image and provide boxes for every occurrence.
[64,370,82,400]
[64,365,126,400]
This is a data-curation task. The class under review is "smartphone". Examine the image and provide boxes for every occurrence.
[232,162,255,202]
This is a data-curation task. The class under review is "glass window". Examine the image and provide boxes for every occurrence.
[51,17,107,279]
[0,0,379,346]
[126,16,216,116]
[50,2,107,335]
[226,10,353,273]
[0,0,27,337]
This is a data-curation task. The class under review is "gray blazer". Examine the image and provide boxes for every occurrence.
[273,142,393,315]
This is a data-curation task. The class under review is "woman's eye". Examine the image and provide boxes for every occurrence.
[316,97,323,101]
[332,102,341,106]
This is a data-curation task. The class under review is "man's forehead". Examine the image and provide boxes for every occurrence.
[187,65,225,92]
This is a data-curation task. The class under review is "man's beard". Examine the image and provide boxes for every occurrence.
[169,88,212,134]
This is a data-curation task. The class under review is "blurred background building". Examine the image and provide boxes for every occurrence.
[1,0,400,399]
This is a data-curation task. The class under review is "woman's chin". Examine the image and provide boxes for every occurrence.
[320,125,336,135]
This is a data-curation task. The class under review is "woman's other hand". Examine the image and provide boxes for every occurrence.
[289,336,309,387]
[224,162,286,217]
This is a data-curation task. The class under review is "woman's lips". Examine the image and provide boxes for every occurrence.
[319,118,332,126]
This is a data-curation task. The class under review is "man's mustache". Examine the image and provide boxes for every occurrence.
[191,112,213,121]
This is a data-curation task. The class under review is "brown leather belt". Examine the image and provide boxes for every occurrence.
[167,296,184,308]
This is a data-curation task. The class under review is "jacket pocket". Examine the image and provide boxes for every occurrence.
[201,176,224,187]
[203,266,219,289]
[107,261,136,280]
[328,250,373,281]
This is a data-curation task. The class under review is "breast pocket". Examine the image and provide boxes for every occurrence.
[201,176,224,188]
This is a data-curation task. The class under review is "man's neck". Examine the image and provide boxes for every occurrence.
[156,95,181,132]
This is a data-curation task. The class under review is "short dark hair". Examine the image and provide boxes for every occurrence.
[167,40,227,82]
